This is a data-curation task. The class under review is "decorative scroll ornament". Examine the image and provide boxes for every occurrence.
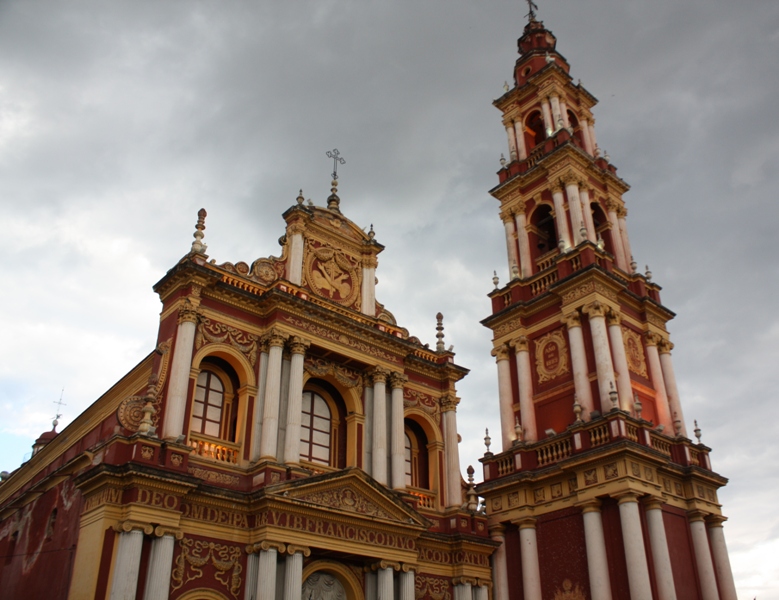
[195,318,260,366]
[293,485,394,520]
[303,572,347,600]
[534,329,569,383]
[415,574,452,600]
[304,241,361,308]
[552,579,586,600]
[170,538,242,599]
[117,339,172,432]
[622,327,648,377]
[403,389,440,418]
[304,357,363,398]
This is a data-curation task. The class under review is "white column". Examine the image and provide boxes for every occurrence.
[245,553,259,600]
[493,345,515,450]
[365,571,377,600]
[707,517,738,600]
[658,341,687,437]
[645,334,673,431]
[503,218,519,277]
[564,313,595,420]
[579,187,597,243]
[442,395,462,508]
[689,513,720,600]
[110,528,145,600]
[581,118,594,155]
[541,99,553,136]
[604,200,628,270]
[565,180,586,246]
[399,569,415,600]
[490,526,510,600]
[455,583,473,600]
[256,548,279,600]
[363,379,374,477]
[260,331,287,460]
[377,567,394,600]
[283,337,309,465]
[551,185,572,250]
[512,337,537,442]
[550,94,562,130]
[143,533,176,600]
[518,519,542,600]
[371,368,389,485]
[583,302,617,413]
[162,304,198,439]
[617,494,653,600]
[505,123,519,161]
[643,499,677,600]
[361,256,377,317]
[288,224,305,285]
[589,120,599,155]
[514,206,533,278]
[560,100,570,128]
[581,501,613,600]
[390,372,408,490]
[251,348,269,461]
[617,208,633,270]
[514,119,528,160]
[607,311,633,412]
[283,549,306,600]
[473,585,489,600]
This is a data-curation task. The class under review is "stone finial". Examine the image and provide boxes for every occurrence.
[191,208,208,254]
[514,416,523,443]
[694,420,702,444]
[296,189,305,205]
[492,271,499,289]
[630,255,638,273]
[511,262,520,280]
[579,221,587,240]
[673,412,683,437]
[466,466,478,512]
[435,312,445,352]
[633,392,643,420]
[368,224,375,240]
[609,381,619,411]
[500,153,507,167]
[484,429,492,455]
[603,151,610,162]
[327,180,341,212]
[596,234,605,251]
[645,265,653,281]
[503,81,509,93]
[573,395,583,423]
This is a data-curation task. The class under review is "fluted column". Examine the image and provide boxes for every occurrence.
[617,207,633,270]
[616,493,652,600]
[455,582,473,600]
[512,336,537,442]
[580,500,612,600]
[283,546,310,600]
[583,302,617,413]
[551,185,572,250]
[473,585,489,600]
[377,566,394,600]
[563,312,595,420]
[442,394,462,508]
[517,518,542,600]
[390,372,408,489]
[162,301,199,439]
[251,348,269,461]
[493,345,515,450]
[581,118,594,155]
[514,201,533,278]
[658,340,687,436]
[514,119,528,160]
[110,524,149,600]
[143,531,178,600]
[707,516,738,600]
[606,310,633,412]
[256,546,281,600]
[689,512,720,600]
[490,526,510,600]
[245,552,259,600]
[371,367,389,485]
[259,330,288,460]
[579,187,596,243]
[604,199,628,271]
[645,333,673,431]
[505,122,519,161]
[642,498,677,600]
[283,337,310,465]
[362,255,378,317]
[541,99,553,136]
[503,217,519,277]
[565,179,586,246]
[287,221,305,285]
[399,568,415,600]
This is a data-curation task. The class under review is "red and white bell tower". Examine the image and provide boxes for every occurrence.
[476,12,739,600]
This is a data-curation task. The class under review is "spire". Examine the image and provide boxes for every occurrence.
[325,149,345,213]
[191,208,208,254]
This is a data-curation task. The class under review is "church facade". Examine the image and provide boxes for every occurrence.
[0,12,738,600]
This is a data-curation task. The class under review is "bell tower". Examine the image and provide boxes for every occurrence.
[477,12,739,600]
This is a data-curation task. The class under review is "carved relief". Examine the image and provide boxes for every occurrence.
[171,538,242,599]
[303,573,347,600]
[560,281,618,304]
[187,467,241,487]
[508,492,520,507]
[552,579,586,600]
[195,318,260,366]
[622,327,648,377]
[285,317,397,362]
[604,463,618,480]
[534,329,569,383]
[304,357,364,398]
[292,485,394,520]
[533,488,545,504]
[583,469,598,486]
[415,574,452,600]
[117,338,172,432]
[304,241,361,308]
[493,318,523,338]
[404,389,440,422]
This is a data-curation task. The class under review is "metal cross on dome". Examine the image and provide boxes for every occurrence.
[326,149,345,180]
[525,0,539,21]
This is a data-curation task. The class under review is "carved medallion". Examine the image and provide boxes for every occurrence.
[304,242,360,308]
[604,462,618,480]
[534,329,569,383]
[553,579,586,600]
[622,327,648,377]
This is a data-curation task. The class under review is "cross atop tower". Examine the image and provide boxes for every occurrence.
[525,0,539,21]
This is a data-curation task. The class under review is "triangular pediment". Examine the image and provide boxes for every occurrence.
[265,468,428,529]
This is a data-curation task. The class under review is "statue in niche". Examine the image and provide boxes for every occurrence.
[302,572,346,600]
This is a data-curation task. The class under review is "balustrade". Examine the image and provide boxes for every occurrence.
[189,434,240,464]
[536,438,571,466]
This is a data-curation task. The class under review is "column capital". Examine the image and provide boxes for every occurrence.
[510,335,530,352]
[575,499,602,514]
[583,300,607,319]
[264,328,289,349]
[285,544,311,557]
[705,514,728,528]
[400,563,417,573]
[287,220,307,236]
[453,577,478,586]
[515,199,527,214]
[370,560,401,572]
[551,182,565,194]
[561,311,581,329]
[491,345,512,361]
[606,308,621,327]
[640,496,664,512]
[440,393,460,412]
[113,520,154,535]
[514,517,537,530]
[604,197,621,213]
[256,540,287,553]
[644,331,662,347]
[613,491,641,505]
[687,509,710,523]
[488,523,507,538]
[178,300,200,324]
[153,525,183,540]
[361,254,379,269]
[658,339,674,354]
[369,366,390,384]
[389,371,408,389]
[288,336,310,355]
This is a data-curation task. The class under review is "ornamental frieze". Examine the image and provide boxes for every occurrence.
[117,338,172,432]
[291,485,394,520]
[560,280,618,304]
[285,316,399,363]
[303,241,361,309]
[493,317,522,339]
[622,327,648,377]
[415,574,452,600]
[304,357,363,398]
[403,389,440,420]
[171,538,243,599]
[195,317,260,366]
[534,329,569,383]
[187,466,241,487]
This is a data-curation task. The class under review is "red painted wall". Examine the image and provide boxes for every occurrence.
[537,508,590,597]
[600,498,631,598]
[503,524,525,600]
[664,507,702,599]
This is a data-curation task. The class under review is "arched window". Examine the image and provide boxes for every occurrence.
[404,433,413,487]
[300,391,332,465]
[192,370,226,438]
[525,110,546,151]
[404,420,430,490]
[528,203,558,270]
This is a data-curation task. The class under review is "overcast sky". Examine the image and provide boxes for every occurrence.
[1,0,777,595]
